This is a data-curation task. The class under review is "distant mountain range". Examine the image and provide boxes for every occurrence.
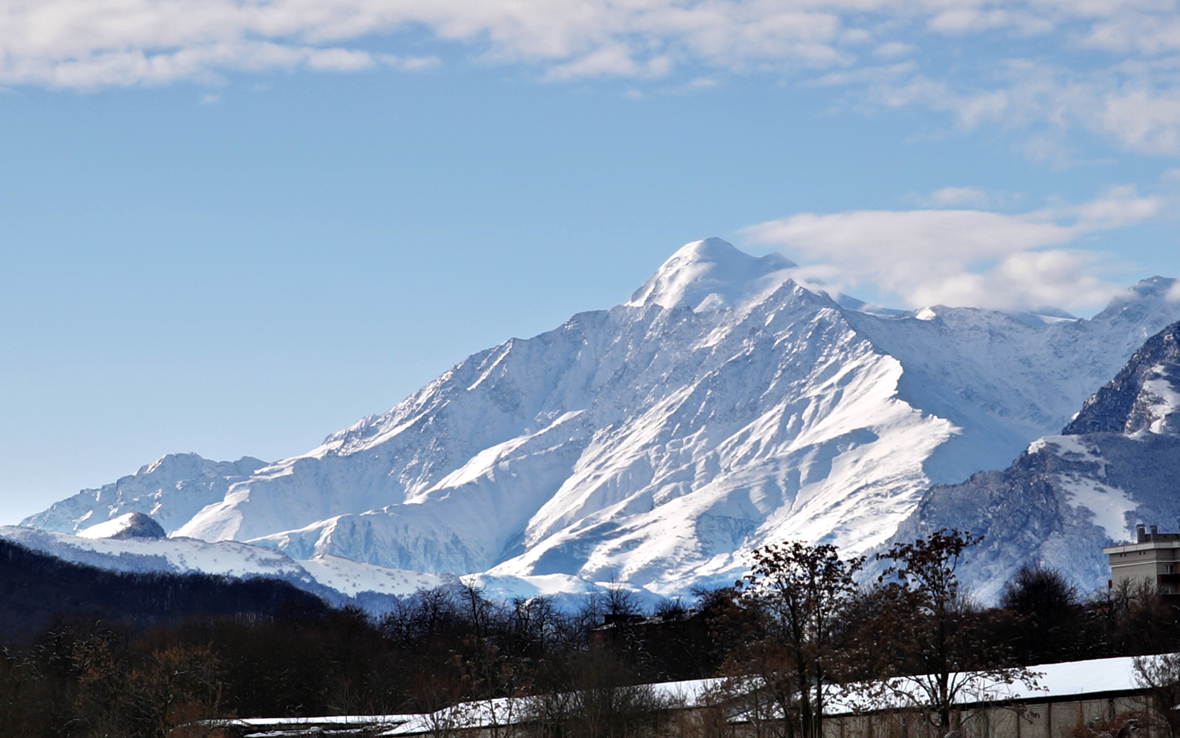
[891,319,1180,602]
[16,239,1180,602]
[0,515,458,612]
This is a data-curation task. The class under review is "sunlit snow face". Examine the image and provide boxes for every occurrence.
[628,238,797,313]
[21,241,1180,607]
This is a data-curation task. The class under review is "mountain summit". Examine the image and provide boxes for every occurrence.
[628,237,796,312]
[23,241,1180,599]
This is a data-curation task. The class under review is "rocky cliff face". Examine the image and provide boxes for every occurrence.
[891,321,1180,602]
[1064,320,1180,436]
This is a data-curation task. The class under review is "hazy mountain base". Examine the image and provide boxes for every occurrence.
[0,523,668,615]
[0,524,459,615]
[2,528,1174,738]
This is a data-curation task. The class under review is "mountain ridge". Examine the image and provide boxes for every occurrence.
[21,240,1180,600]
[889,320,1180,602]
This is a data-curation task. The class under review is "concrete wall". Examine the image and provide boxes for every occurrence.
[179,691,1165,738]
[818,694,1157,738]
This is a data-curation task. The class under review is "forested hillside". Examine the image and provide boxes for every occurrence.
[0,538,326,640]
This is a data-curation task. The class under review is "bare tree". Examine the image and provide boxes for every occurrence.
[736,541,864,738]
[523,649,677,738]
[875,529,1040,733]
[1134,652,1180,738]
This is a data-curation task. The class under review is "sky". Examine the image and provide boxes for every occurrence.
[3,0,1180,524]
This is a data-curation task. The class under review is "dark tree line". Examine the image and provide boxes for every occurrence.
[0,539,330,640]
[4,532,1180,738]
[0,549,725,738]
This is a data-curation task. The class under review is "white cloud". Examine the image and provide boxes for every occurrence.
[1079,11,1180,55]
[863,58,1180,157]
[926,8,1056,36]
[1169,280,1180,303]
[0,0,856,88]
[810,62,917,88]
[0,1,1145,84]
[544,45,672,81]
[1097,86,1180,155]
[0,0,1178,163]
[387,55,441,72]
[1062,184,1163,229]
[743,186,1163,312]
[305,48,378,72]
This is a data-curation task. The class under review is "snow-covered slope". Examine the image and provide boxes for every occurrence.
[78,511,166,540]
[23,239,1180,599]
[890,320,1180,603]
[24,453,267,534]
[0,524,459,611]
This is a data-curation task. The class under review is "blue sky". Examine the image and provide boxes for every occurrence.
[3,0,1180,524]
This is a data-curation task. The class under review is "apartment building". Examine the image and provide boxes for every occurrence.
[1103,523,1180,595]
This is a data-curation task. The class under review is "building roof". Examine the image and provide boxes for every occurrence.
[201,656,1153,737]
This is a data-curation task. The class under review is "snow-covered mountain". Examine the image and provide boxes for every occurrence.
[889,320,1180,603]
[77,511,166,540]
[26,453,267,534]
[22,239,1180,598]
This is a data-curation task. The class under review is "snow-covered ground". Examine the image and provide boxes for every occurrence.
[205,655,1150,738]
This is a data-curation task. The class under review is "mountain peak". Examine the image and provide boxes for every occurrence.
[78,512,166,540]
[1092,276,1180,324]
[628,237,797,312]
[1064,320,1180,436]
[1129,275,1177,298]
[21,454,269,535]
